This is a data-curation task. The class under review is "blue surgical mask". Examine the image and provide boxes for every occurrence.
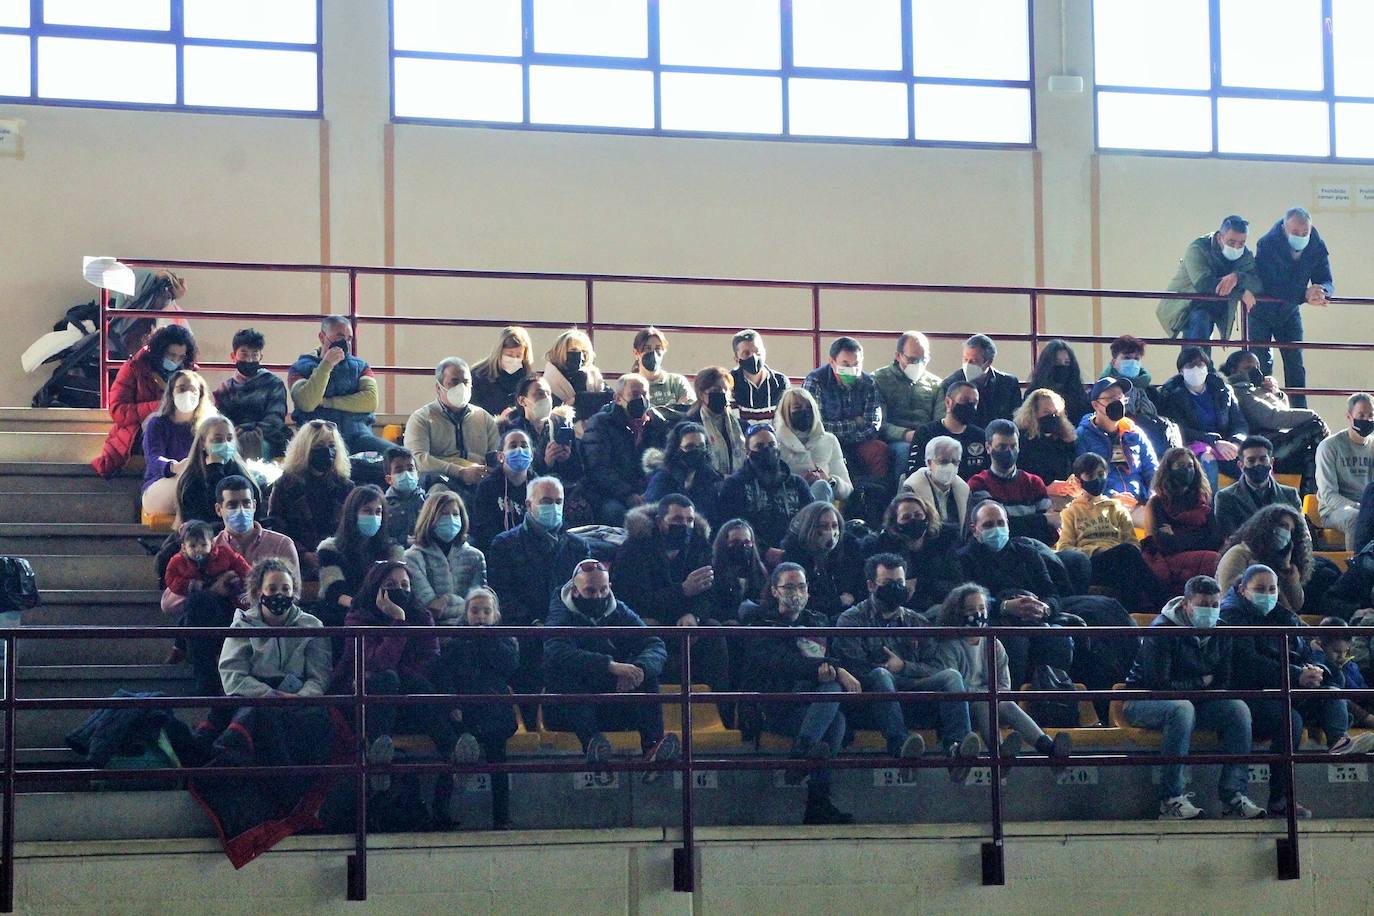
[1273,527,1292,550]
[1191,606,1220,629]
[505,448,533,473]
[1287,232,1310,252]
[1116,358,1141,378]
[434,514,462,542]
[207,441,236,461]
[391,471,419,494]
[533,503,563,530]
[225,507,254,535]
[356,513,382,538]
[978,527,1009,551]
[1249,591,1279,614]
[162,357,181,373]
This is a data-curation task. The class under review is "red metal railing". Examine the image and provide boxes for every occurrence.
[96,259,1374,407]
[1,622,1369,907]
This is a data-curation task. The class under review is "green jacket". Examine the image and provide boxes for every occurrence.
[873,361,944,442]
[1156,233,1263,338]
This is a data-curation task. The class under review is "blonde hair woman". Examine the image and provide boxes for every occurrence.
[773,387,852,502]
[631,326,693,409]
[141,369,216,516]
[174,414,261,526]
[542,329,607,406]
[471,325,534,417]
[268,419,354,577]
[404,489,487,624]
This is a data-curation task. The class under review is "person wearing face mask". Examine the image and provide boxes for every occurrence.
[1122,575,1262,820]
[907,381,988,482]
[219,558,330,701]
[171,415,261,531]
[1058,453,1166,611]
[140,370,217,517]
[1158,347,1249,493]
[737,563,856,825]
[613,494,717,624]
[317,485,404,636]
[643,423,725,525]
[901,437,970,532]
[1219,350,1328,491]
[968,420,1055,546]
[1156,214,1262,345]
[470,430,534,550]
[382,446,426,546]
[1097,335,1172,460]
[581,374,670,525]
[729,329,791,426]
[267,420,355,579]
[802,337,889,479]
[1013,389,1078,487]
[684,366,745,476]
[874,330,944,472]
[506,375,583,481]
[404,490,486,625]
[1025,340,1091,431]
[779,502,867,623]
[1140,447,1222,598]
[470,326,535,419]
[289,316,392,456]
[862,494,963,612]
[1075,377,1159,513]
[834,554,981,779]
[1302,620,1374,743]
[543,560,679,776]
[1214,436,1302,541]
[718,425,814,555]
[404,357,502,492]
[1253,207,1334,408]
[1316,392,1374,549]
[93,324,199,478]
[709,519,768,623]
[1221,563,1356,818]
[630,326,694,409]
[333,561,474,791]
[773,388,852,503]
[212,327,289,460]
[542,329,610,422]
[194,476,299,617]
[937,334,1022,429]
[1216,504,1313,615]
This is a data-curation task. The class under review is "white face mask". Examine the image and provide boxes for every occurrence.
[173,390,200,414]
[962,361,986,383]
[1221,244,1244,262]
[1182,366,1209,390]
[500,355,524,374]
[445,383,472,409]
[931,463,958,486]
[1287,232,1310,252]
[529,397,553,421]
[903,360,927,383]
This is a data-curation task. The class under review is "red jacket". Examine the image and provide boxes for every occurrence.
[163,542,252,609]
[92,348,195,478]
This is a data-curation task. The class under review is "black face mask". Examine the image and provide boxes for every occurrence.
[874,581,907,609]
[236,360,261,376]
[727,543,754,565]
[640,351,661,372]
[385,588,411,609]
[1037,415,1061,437]
[1354,418,1374,438]
[675,448,709,471]
[895,517,929,541]
[1168,464,1196,488]
[664,523,692,549]
[573,593,610,617]
[950,402,977,425]
[1242,463,1272,487]
[750,447,781,475]
[1050,365,1074,384]
[739,355,762,374]
[328,339,349,353]
[1247,368,1264,387]
[625,396,649,419]
[1080,477,1107,497]
[1104,400,1126,422]
[564,350,585,373]
[707,390,728,414]
[261,593,294,615]
[990,447,1017,471]
[791,408,814,431]
[191,552,209,569]
[308,446,336,472]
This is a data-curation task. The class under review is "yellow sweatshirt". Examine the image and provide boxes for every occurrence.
[1056,494,1138,556]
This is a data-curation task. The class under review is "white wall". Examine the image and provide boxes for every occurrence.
[2,0,1371,428]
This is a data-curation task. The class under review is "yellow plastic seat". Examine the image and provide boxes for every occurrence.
[660,684,745,751]
[1014,682,1129,747]
[1275,472,1303,490]
[381,424,404,445]
[1316,550,1351,572]
[1108,683,1221,750]
[536,704,641,753]
[141,508,175,531]
[1300,614,1323,627]
[1130,612,1158,628]
[1305,494,1347,550]
[390,699,542,756]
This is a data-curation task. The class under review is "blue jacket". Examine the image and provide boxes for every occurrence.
[1219,584,1305,690]
[544,582,667,684]
[1075,414,1158,502]
[288,351,376,435]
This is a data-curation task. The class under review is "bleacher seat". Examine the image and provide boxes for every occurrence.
[1016,682,1125,748]
[381,424,404,445]
[1304,493,1347,550]
[659,684,745,751]
[140,508,175,532]
[1300,614,1323,627]
[1130,612,1157,628]
[392,704,543,757]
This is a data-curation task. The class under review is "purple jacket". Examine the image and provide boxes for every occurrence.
[141,415,195,493]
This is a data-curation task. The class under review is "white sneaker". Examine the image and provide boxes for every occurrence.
[1331,732,1374,756]
[1158,793,1204,820]
[1222,794,1266,819]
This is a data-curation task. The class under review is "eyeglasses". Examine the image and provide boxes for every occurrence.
[775,583,808,593]
[574,559,610,574]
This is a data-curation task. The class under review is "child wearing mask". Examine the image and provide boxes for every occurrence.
[383,446,425,546]
[164,520,252,611]
[1057,452,1165,611]
[213,327,289,460]
[1306,619,1374,746]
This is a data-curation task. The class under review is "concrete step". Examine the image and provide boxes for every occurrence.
[0,491,139,524]
[26,555,156,591]
[28,591,165,627]
[17,632,174,666]
[0,431,106,464]
[0,463,142,494]
[0,524,158,556]
[0,407,109,425]
[16,665,200,749]
[17,791,215,842]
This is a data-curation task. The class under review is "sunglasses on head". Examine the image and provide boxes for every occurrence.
[574,559,610,575]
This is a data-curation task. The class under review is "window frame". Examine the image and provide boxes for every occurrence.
[0,0,323,118]
[1090,0,1370,163]
[388,0,1037,150]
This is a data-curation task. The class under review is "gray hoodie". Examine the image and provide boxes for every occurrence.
[218,603,332,698]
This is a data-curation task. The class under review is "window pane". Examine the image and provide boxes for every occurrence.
[394,57,522,122]
[1333,0,1374,97]
[393,0,521,56]
[1097,91,1212,152]
[43,0,169,31]
[660,0,779,69]
[534,0,646,58]
[1217,97,1328,157]
[1219,0,1322,91]
[529,65,652,128]
[788,78,907,138]
[661,72,781,134]
[1092,0,1210,90]
[913,84,1029,143]
[38,37,175,103]
[0,0,28,28]
[1336,103,1374,158]
[793,0,902,71]
[184,46,316,110]
[183,0,317,44]
[913,0,1028,81]
[0,35,29,95]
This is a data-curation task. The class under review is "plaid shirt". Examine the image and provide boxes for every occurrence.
[802,366,879,446]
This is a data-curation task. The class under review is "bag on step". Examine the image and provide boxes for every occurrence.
[1026,664,1079,728]
[0,557,39,613]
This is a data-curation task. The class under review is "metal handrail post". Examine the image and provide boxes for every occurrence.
[0,634,15,913]
[347,634,368,901]
[1276,633,1300,880]
[674,632,695,893]
[810,285,822,368]
[347,269,359,355]
[981,634,1005,886]
[98,288,110,410]
[585,280,595,343]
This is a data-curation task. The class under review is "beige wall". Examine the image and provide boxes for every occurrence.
[2,0,1370,428]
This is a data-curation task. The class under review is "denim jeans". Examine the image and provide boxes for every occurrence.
[902,668,974,748]
[887,440,912,482]
[765,679,846,792]
[1247,303,1307,407]
[1182,303,1225,345]
[1124,698,1252,801]
[849,668,911,755]
[1246,695,1348,797]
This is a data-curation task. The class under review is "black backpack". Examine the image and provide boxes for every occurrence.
[0,557,38,613]
[1026,664,1079,728]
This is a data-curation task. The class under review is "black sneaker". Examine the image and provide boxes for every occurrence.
[1050,731,1072,772]
[802,797,854,825]
[1267,797,1313,820]
[642,733,680,785]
